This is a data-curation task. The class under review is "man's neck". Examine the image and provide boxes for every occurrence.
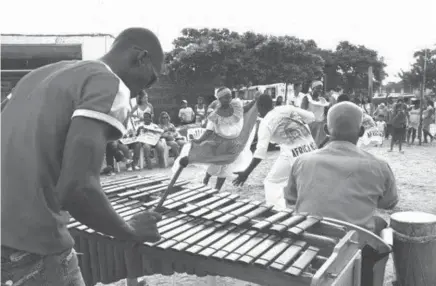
[329,137,358,145]
[99,55,124,80]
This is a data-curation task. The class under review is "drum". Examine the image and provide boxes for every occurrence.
[391,211,436,286]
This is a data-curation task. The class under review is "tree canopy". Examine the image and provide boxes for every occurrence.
[165,28,387,94]
[399,48,436,94]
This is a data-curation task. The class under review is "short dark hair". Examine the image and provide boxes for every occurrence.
[337,94,351,103]
[257,94,273,110]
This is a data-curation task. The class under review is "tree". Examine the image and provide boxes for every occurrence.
[316,41,387,98]
[399,48,436,94]
[165,28,325,88]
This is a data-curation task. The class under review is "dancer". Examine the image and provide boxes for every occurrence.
[233,95,316,209]
[194,87,256,190]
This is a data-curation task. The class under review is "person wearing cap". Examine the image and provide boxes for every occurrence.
[233,94,317,209]
[301,81,330,147]
[178,100,195,125]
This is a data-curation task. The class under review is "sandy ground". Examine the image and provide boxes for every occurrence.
[100,142,436,286]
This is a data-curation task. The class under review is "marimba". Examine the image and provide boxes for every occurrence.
[69,175,391,286]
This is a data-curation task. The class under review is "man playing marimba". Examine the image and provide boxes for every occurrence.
[1,28,165,285]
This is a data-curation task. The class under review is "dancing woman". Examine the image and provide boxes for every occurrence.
[192,87,256,191]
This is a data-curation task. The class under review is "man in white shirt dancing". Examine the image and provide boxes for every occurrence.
[233,94,316,209]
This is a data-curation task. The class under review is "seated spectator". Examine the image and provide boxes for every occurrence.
[284,101,399,235]
[136,111,166,169]
[130,90,154,124]
[194,96,207,124]
[159,111,183,157]
[101,141,133,175]
[178,100,195,125]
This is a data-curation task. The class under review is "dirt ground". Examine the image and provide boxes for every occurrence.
[101,142,436,286]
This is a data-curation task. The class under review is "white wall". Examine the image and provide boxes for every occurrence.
[1,35,114,60]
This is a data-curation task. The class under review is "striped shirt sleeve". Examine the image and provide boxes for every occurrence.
[72,72,131,138]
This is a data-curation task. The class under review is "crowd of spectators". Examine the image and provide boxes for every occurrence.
[101,92,211,175]
[101,88,435,175]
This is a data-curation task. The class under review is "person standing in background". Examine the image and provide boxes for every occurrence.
[288,83,305,107]
[178,100,195,125]
[423,99,435,143]
[301,81,330,147]
[389,102,407,153]
[275,96,284,106]
[407,99,420,145]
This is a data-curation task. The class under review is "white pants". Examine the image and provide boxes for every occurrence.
[263,145,295,210]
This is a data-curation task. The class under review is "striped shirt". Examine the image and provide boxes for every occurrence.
[1,60,131,255]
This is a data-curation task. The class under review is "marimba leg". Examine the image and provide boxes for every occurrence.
[207,276,216,286]
[172,276,176,286]
[126,278,139,286]
[139,148,144,169]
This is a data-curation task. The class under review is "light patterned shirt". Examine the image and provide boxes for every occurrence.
[253,105,315,160]
[284,141,399,233]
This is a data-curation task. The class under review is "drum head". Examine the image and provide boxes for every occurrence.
[391,211,436,224]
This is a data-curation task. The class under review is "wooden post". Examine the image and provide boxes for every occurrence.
[284,82,289,105]
[368,66,374,116]
[418,49,428,145]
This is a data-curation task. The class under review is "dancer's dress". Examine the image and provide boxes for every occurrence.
[173,98,258,177]
[205,99,252,178]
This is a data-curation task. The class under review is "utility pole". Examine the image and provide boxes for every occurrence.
[368,66,374,116]
[418,49,428,145]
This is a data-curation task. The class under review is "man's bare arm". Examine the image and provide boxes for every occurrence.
[58,117,135,240]
[301,96,309,110]
[243,99,257,113]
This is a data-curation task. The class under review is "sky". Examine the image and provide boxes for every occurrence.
[1,0,436,83]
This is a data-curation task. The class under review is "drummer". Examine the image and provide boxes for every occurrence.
[284,101,399,235]
[1,28,164,285]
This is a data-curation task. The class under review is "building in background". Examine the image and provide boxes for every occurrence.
[1,34,218,124]
[1,33,114,100]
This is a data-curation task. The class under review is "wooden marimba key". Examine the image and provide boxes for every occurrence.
[70,175,372,286]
